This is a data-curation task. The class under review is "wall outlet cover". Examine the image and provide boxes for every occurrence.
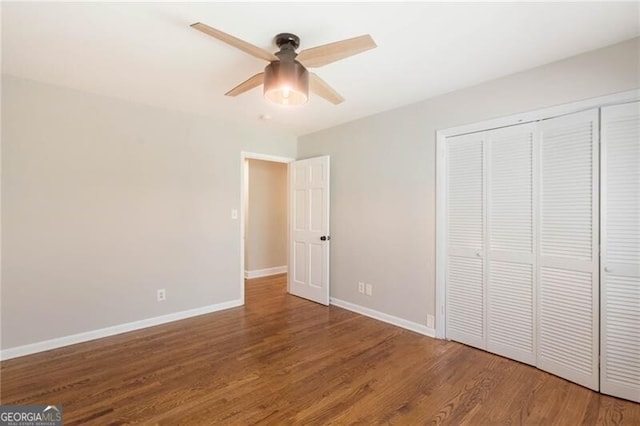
[365,283,373,296]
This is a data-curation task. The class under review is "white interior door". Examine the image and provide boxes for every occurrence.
[445,132,486,349]
[486,123,537,365]
[537,109,600,391]
[289,156,330,305]
[600,101,640,403]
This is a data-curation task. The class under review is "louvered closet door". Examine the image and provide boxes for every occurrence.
[538,109,599,391]
[446,132,486,349]
[601,102,640,403]
[486,123,537,365]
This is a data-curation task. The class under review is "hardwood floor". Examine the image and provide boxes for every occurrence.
[1,274,638,425]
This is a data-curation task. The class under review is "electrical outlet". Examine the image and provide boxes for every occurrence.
[358,282,365,294]
[365,283,373,296]
[157,289,166,302]
[427,314,435,329]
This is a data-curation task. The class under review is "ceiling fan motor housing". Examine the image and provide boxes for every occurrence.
[264,60,309,105]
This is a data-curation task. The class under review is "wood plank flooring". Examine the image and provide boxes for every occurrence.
[1,274,639,424]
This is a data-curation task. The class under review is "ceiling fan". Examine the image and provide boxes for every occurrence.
[191,22,377,106]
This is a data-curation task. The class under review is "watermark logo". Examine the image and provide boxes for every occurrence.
[0,405,63,426]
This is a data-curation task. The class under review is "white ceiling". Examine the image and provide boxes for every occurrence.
[2,2,639,136]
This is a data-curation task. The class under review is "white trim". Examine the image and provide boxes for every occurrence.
[330,298,435,338]
[435,134,447,339]
[438,89,640,138]
[0,299,243,361]
[434,89,640,342]
[240,152,294,164]
[240,152,294,305]
[244,265,288,279]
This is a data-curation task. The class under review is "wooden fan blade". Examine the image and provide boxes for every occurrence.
[225,73,265,97]
[309,73,345,105]
[191,22,277,62]
[297,34,376,68]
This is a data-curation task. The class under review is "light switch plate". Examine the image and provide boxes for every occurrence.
[231,209,238,219]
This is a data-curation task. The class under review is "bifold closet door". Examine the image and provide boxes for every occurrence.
[486,124,536,365]
[445,132,486,349]
[537,109,600,391]
[600,102,640,403]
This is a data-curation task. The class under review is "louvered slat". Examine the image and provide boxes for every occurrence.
[486,124,535,365]
[488,261,534,361]
[446,132,485,349]
[605,114,640,264]
[489,130,533,253]
[447,256,484,342]
[540,119,594,260]
[539,267,594,376]
[447,136,484,250]
[603,275,640,392]
[537,109,599,391]
[601,101,640,403]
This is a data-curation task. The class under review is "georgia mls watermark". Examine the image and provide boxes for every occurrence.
[0,405,62,426]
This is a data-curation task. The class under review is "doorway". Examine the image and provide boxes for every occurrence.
[240,152,293,303]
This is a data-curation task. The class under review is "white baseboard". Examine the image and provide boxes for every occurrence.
[0,299,243,361]
[330,297,435,338]
[245,265,288,279]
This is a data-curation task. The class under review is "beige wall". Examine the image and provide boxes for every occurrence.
[298,37,640,327]
[245,159,288,272]
[2,37,639,351]
[1,75,296,349]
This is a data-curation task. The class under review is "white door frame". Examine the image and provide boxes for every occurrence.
[435,89,639,339]
[240,152,295,303]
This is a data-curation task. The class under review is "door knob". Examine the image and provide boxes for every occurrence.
[604,266,612,273]
[476,252,482,257]
[320,236,331,241]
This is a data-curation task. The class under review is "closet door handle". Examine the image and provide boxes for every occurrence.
[604,266,612,273]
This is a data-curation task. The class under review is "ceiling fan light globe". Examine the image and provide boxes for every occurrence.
[263,61,309,106]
